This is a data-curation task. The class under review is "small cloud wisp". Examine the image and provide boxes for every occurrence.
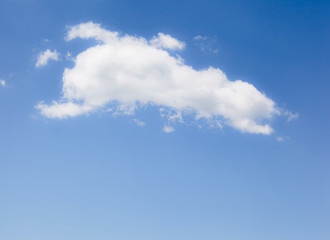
[0,79,6,87]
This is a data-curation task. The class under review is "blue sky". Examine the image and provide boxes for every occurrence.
[0,0,329,239]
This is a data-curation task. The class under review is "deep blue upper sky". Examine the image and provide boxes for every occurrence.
[0,0,329,240]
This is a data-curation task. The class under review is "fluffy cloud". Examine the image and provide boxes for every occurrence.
[36,49,60,68]
[36,22,281,134]
[150,33,185,50]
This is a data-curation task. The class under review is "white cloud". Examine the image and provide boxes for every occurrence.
[193,35,208,41]
[36,49,60,68]
[276,136,290,142]
[0,79,6,87]
[65,22,118,43]
[150,33,185,50]
[163,125,175,133]
[133,118,146,127]
[37,101,92,118]
[160,108,183,123]
[66,51,73,61]
[193,35,219,54]
[36,22,283,135]
[283,110,299,122]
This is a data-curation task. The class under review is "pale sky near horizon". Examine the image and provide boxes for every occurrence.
[1,0,329,239]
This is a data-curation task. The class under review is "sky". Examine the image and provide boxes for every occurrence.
[0,0,329,239]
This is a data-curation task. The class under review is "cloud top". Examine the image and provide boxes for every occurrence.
[36,22,281,134]
[36,49,59,68]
